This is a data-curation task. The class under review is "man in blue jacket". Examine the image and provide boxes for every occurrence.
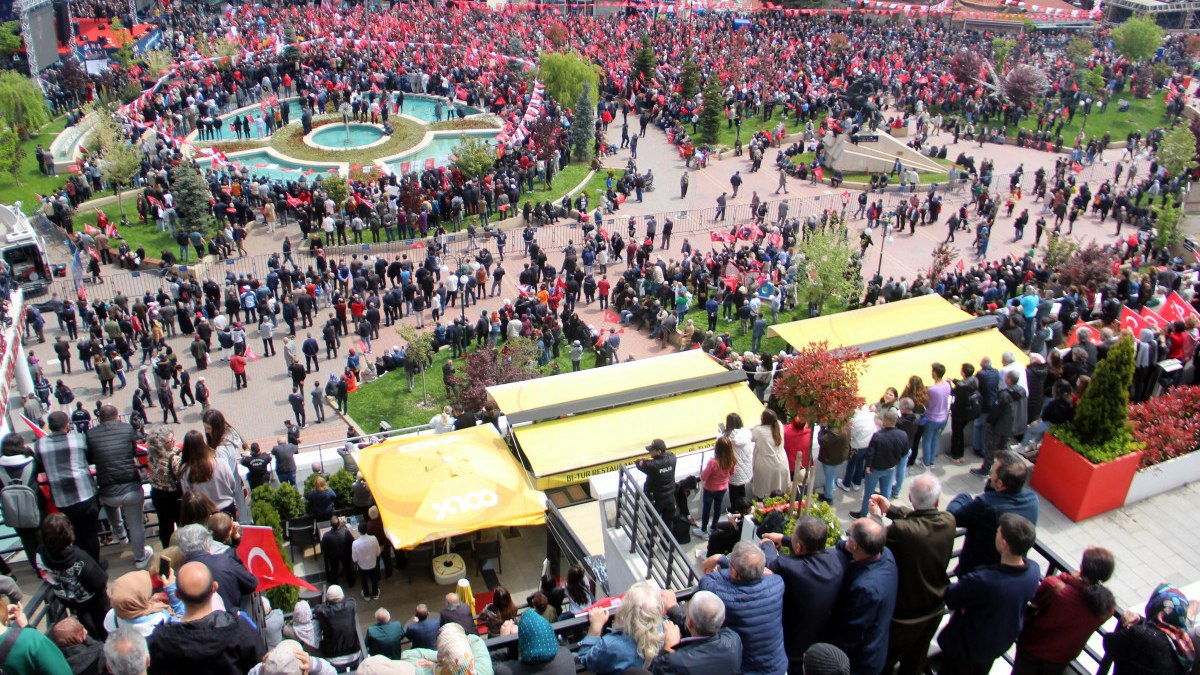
[699,541,786,675]
[651,590,743,675]
[948,450,1039,575]
[761,516,848,674]
[831,518,898,675]
[937,513,1041,675]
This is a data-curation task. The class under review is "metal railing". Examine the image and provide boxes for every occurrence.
[46,191,854,303]
[614,464,699,592]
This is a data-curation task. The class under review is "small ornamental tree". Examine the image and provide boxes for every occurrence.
[991,37,1016,73]
[929,241,956,281]
[0,125,24,184]
[1041,233,1078,268]
[1158,124,1196,178]
[1113,15,1163,64]
[321,173,350,210]
[172,161,214,234]
[1129,385,1200,468]
[449,337,541,413]
[399,325,437,406]
[798,230,860,311]
[1058,241,1111,297]
[771,341,866,512]
[0,71,51,139]
[951,51,984,85]
[451,134,496,180]
[1053,336,1140,463]
[1002,65,1049,110]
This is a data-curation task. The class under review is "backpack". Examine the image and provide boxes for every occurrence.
[0,464,40,529]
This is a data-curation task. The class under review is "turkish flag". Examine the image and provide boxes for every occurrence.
[1120,306,1149,334]
[1141,306,1169,329]
[603,309,620,324]
[955,259,966,272]
[1064,323,1102,347]
[709,231,729,244]
[237,526,317,593]
[1160,292,1199,323]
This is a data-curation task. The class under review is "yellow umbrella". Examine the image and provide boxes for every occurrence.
[458,578,476,616]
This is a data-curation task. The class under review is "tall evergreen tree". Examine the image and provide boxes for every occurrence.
[173,161,214,234]
[698,82,723,146]
[571,82,595,163]
[631,34,657,86]
[680,58,700,102]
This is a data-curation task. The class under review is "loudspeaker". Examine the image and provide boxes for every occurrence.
[53,0,71,46]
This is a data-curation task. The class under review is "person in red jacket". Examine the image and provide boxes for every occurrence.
[230,353,247,390]
[1013,547,1117,675]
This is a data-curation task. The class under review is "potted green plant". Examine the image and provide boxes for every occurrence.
[1031,336,1144,521]
[752,496,843,549]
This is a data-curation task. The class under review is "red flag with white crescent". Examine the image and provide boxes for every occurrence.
[237,526,317,593]
[1120,306,1149,335]
[1140,306,1169,329]
[1161,291,1199,323]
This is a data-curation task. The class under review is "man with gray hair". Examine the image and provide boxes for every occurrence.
[999,351,1028,395]
[105,626,149,675]
[651,590,743,675]
[868,475,956,675]
[366,607,405,659]
[440,593,474,635]
[699,541,786,675]
[178,523,258,612]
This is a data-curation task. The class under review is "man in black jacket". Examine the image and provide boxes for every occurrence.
[636,439,677,525]
[321,516,356,588]
[852,410,909,518]
[869,474,957,675]
[760,516,849,673]
[651,590,743,675]
[148,561,265,675]
[302,333,320,372]
[177,525,257,613]
[85,405,151,568]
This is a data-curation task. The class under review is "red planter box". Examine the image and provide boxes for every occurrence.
[1030,435,1143,522]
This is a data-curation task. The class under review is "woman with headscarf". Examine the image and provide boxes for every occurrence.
[102,570,183,637]
[578,581,663,674]
[202,408,250,522]
[402,622,496,675]
[1103,583,1196,675]
[749,409,789,499]
[500,611,576,675]
[1133,328,1161,402]
[283,600,321,655]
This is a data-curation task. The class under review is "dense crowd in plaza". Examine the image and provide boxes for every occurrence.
[5,0,1200,673]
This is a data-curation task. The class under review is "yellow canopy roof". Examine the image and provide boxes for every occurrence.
[514,382,764,489]
[856,330,1028,401]
[487,350,728,413]
[769,295,974,350]
[357,425,546,549]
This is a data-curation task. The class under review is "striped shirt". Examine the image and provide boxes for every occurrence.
[35,431,97,508]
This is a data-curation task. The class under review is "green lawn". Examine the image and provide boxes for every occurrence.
[348,339,579,431]
[73,201,176,255]
[718,108,798,149]
[0,117,70,210]
[1009,94,1169,143]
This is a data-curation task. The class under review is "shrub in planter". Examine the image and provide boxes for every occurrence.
[273,483,307,521]
[1129,385,1200,469]
[1050,336,1142,462]
[328,469,355,508]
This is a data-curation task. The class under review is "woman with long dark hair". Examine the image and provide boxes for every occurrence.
[565,565,594,617]
[202,408,249,522]
[179,430,238,518]
[479,586,519,637]
[1014,547,1117,675]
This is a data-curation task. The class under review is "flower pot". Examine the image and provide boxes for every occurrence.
[1126,450,1200,506]
[1030,434,1143,522]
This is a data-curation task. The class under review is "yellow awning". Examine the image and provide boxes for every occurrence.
[856,330,1028,401]
[514,382,764,489]
[487,350,728,413]
[769,295,974,349]
[357,426,546,549]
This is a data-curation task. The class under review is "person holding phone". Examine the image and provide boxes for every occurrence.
[0,595,73,674]
[102,568,185,637]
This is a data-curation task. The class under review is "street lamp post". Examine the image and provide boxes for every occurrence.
[875,222,893,280]
[458,255,469,321]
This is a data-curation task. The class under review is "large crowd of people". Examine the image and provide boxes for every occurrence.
[5,0,1200,673]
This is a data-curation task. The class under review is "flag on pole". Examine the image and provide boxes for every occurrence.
[1120,306,1149,334]
[237,526,317,593]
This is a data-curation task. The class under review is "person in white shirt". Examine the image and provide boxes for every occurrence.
[352,522,382,600]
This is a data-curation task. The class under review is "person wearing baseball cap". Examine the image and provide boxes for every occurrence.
[635,439,677,525]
